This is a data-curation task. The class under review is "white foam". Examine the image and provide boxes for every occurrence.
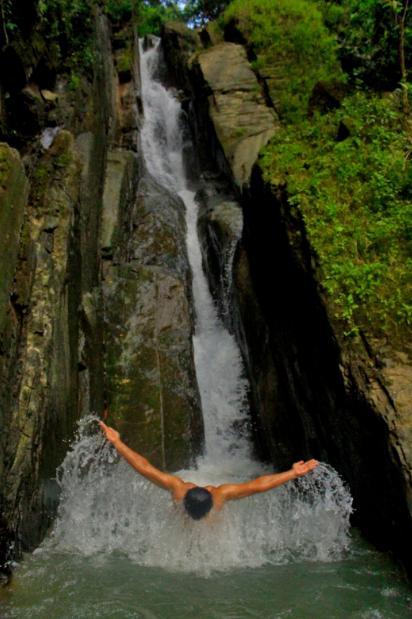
[47,417,353,576]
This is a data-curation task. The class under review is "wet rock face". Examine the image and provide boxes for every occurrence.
[195,43,278,187]
[236,167,412,574]
[102,173,203,470]
[368,351,412,519]
[161,22,200,92]
[72,16,203,471]
[0,145,29,520]
[0,144,28,335]
[0,130,81,556]
[196,185,243,328]
[0,11,204,571]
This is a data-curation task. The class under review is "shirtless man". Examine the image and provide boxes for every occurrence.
[99,421,319,520]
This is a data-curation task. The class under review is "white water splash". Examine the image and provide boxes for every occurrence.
[139,39,185,191]
[44,39,353,576]
[45,416,352,576]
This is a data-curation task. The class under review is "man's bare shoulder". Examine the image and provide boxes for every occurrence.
[208,477,277,504]
[206,484,239,510]
[171,480,197,502]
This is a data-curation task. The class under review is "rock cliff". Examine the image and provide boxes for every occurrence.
[162,20,412,574]
[0,9,202,577]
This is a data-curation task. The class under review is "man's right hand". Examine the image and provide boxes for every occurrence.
[99,420,120,446]
[292,459,319,477]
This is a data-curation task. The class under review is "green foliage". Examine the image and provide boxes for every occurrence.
[36,0,96,84]
[104,0,136,22]
[0,0,16,43]
[137,1,183,36]
[221,0,412,339]
[104,1,184,35]
[314,0,412,90]
[222,0,343,122]
[183,0,231,25]
[260,93,412,338]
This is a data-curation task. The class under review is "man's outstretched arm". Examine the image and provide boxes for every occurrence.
[214,460,319,504]
[98,421,186,494]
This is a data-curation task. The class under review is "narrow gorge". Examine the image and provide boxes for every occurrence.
[0,2,411,598]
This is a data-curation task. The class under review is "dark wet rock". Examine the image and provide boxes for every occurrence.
[103,173,203,470]
[0,130,81,558]
[197,185,243,326]
[237,165,412,574]
[0,144,28,333]
[162,22,200,92]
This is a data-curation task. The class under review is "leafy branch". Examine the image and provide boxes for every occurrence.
[382,0,409,111]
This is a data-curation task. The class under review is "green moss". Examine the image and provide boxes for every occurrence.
[31,163,50,207]
[260,92,412,340]
[116,46,133,75]
[222,0,343,122]
[54,151,73,169]
[0,144,28,333]
[0,149,12,185]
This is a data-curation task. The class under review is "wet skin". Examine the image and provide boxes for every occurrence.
[98,421,319,513]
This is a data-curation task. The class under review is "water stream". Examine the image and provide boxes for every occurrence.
[2,38,411,618]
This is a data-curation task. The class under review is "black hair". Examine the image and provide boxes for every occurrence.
[183,487,213,520]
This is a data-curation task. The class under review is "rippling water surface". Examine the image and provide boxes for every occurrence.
[2,420,410,618]
[3,535,411,619]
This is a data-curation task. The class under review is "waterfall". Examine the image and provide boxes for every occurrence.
[140,38,253,471]
[44,38,353,575]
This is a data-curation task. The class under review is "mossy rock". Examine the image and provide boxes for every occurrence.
[0,144,29,334]
[104,264,202,470]
[196,43,278,186]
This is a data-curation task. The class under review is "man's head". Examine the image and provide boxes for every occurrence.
[183,487,213,520]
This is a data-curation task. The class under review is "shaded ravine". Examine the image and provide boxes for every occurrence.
[40,38,352,574]
[2,35,412,619]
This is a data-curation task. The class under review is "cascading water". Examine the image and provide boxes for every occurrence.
[139,38,252,471]
[43,38,353,576]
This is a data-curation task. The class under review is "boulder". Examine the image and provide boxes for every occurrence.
[195,42,278,187]
[103,174,203,470]
[162,25,278,187]
[197,185,243,324]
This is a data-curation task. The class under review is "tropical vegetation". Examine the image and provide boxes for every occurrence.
[1,0,411,340]
[220,0,412,340]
